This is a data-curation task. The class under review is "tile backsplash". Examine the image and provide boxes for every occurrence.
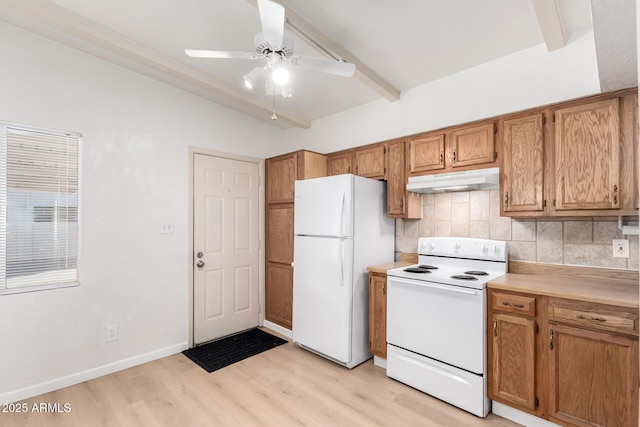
[395,190,639,271]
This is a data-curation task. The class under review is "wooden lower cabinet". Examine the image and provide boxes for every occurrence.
[488,288,639,427]
[265,262,293,330]
[548,324,638,427]
[368,272,387,358]
[491,313,537,410]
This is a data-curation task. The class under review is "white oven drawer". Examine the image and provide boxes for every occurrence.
[387,276,486,374]
[387,345,489,417]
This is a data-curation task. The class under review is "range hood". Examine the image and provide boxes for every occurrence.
[407,167,500,194]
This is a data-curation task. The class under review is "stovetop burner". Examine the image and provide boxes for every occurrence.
[464,270,488,276]
[418,264,439,270]
[404,267,433,273]
[450,274,478,281]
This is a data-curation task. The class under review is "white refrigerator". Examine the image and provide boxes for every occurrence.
[292,174,395,368]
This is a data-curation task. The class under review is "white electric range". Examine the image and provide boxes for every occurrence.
[386,237,508,418]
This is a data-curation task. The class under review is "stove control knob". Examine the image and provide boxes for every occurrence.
[492,245,501,255]
[482,244,489,254]
[427,242,436,251]
[453,242,461,252]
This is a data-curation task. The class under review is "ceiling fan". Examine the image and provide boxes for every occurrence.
[185,0,356,100]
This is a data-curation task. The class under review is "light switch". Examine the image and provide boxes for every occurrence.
[160,221,174,234]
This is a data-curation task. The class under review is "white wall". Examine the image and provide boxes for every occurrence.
[0,22,286,402]
[285,30,601,153]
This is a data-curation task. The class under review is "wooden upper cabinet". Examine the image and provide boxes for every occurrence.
[448,122,496,168]
[408,134,445,174]
[554,98,620,211]
[501,113,545,215]
[354,144,386,179]
[327,151,353,176]
[387,140,421,218]
[266,153,297,204]
[266,151,326,204]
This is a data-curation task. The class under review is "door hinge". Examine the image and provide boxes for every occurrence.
[534,323,539,334]
[258,176,261,186]
[258,239,261,250]
[493,124,497,134]
[542,115,546,125]
[553,199,556,207]
[535,397,539,408]
[384,167,387,174]
[552,114,556,123]
[494,151,498,160]
[383,147,387,154]
[544,199,547,208]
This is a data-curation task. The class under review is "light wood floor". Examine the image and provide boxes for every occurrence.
[0,331,520,427]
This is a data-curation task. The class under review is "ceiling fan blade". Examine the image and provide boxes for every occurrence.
[291,56,356,77]
[185,49,259,60]
[257,0,285,48]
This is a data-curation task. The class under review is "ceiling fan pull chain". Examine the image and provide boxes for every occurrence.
[271,92,278,120]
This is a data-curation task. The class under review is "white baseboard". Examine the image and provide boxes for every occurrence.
[373,355,387,369]
[492,401,561,427]
[262,320,292,339]
[0,342,188,405]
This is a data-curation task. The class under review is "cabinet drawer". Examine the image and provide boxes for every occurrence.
[548,299,639,337]
[491,292,536,317]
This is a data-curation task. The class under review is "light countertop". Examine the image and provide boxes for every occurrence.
[489,273,639,309]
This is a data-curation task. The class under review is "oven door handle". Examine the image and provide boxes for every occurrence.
[390,277,478,295]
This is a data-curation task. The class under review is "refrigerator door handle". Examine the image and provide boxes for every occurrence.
[338,239,344,287]
[339,191,346,237]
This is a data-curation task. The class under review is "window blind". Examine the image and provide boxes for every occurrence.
[0,123,80,294]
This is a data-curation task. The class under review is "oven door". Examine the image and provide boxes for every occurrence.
[387,276,486,374]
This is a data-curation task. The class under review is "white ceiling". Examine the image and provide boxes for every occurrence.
[0,0,635,129]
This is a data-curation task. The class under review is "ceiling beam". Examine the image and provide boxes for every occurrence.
[531,0,565,51]
[246,0,400,102]
[0,0,311,128]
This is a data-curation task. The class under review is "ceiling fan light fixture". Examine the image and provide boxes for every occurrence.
[280,84,294,98]
[243,73,255,89]
[243,67,263,91]
[271,65,289,86]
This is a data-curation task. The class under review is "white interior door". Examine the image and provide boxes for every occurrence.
[193,154,259,345]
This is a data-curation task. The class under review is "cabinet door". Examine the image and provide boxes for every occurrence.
[548,323,638,427]
[502,113,545,214]
[327,152,353,176]
[554,99,620,210]
[408,134,445,174]
[448,122,496,168]
[265,262,293,329]
[369,273,387,358]
[266,205,293,264]
[354,144,386,179]
[266,153,297,204]
[491,313,537,410]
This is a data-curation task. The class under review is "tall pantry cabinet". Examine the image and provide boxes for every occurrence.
[265,150,326,329]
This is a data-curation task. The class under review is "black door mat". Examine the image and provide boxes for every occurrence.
[183,328,288,373]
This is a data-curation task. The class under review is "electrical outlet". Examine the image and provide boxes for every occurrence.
[613,239,630,258]
[105,324,119,343]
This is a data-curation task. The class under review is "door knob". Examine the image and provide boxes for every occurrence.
[196,260,205,268]
[196,251,203,258]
